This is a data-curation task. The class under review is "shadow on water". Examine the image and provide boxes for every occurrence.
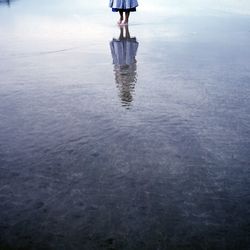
[110,26,139,109]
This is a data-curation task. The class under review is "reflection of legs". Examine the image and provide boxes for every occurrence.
[125,25,131,39]
[118,25,130,40]
[119,26,124,40]
[118,10,123,24]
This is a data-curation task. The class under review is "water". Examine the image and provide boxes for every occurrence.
[0,0,250,249]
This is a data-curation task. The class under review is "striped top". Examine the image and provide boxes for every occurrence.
[109,0,138,9]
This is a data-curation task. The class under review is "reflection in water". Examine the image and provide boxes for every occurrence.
[110,26,139,108]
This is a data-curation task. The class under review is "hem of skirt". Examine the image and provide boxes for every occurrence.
[112,7,137,12]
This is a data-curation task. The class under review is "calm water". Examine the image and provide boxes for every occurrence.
[0,0,250,249]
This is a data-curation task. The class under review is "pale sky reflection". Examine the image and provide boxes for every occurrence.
[0,0,249,56]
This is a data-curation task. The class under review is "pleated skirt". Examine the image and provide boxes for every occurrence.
[109,0,138,11]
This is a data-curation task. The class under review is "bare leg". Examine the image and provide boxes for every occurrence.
[118,10,124,24]
[122,11,130,25]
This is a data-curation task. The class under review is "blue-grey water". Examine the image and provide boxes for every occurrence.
[0,0,250,249]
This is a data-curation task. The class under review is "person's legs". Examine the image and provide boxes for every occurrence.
[123,11,130,25]
[118,10,124,24]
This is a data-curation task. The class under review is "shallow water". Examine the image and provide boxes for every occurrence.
[0,0,250,249]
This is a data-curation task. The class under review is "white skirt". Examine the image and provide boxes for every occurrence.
[109,0,138,9]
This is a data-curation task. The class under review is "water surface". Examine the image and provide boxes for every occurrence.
[0,0,250,249]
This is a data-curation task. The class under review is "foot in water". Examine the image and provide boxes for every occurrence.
[117,18,123,25]
[121,20,128,26]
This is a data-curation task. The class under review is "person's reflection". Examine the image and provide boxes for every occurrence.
[110,26,139,108]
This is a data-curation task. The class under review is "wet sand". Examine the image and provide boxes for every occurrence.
[0,0,250,249]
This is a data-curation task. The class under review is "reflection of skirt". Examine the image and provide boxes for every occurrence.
[112,8,136,12]
[110,38,139,65]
